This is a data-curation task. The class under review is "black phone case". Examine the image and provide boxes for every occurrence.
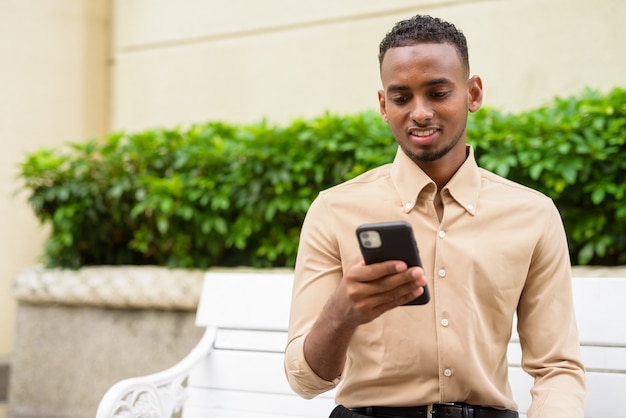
[356,221,430,305]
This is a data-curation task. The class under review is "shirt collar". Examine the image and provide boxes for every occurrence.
[391,145,481,215]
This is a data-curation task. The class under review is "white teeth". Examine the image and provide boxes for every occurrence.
[411,128,437,137]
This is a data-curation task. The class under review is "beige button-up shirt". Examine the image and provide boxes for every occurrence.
[285,146,585,416]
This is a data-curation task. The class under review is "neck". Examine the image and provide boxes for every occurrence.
[416,147,468,192]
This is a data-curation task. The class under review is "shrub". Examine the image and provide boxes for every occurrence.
[18,87,626,268]
[469,87,626,265]
[18,113,396,269]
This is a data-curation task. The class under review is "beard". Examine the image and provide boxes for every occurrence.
[400,128,463,163]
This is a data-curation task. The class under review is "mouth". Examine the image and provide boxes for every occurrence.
[408,127,439,144]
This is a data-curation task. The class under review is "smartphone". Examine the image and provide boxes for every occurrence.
[356,221,430,305]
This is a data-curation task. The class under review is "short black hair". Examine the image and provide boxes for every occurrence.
[378,14,469,74]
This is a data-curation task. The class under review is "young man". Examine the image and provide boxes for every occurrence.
[285,14,585,418]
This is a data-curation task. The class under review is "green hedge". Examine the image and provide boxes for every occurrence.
[469,87,626,265]
[18,87,626,269]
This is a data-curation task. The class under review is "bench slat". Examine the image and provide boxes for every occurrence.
[188,349,334,398]
[580,345,626,372]
[184,388,334,418]
[195,272,293,330]
[507,342,626,372]
[583,371,626,418]
[572,278,626,346]
[214,329,286,353]
[189,350,292,393]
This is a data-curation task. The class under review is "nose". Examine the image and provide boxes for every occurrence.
[410,98,434,125]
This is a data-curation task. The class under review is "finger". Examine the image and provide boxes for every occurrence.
[346,270,423,313]
[372,279,426,311]
[350,259,409,283]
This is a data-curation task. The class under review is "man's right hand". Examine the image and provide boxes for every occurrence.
[302,257,427,381]
[330,257,427,326]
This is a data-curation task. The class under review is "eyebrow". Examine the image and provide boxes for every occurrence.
[386,84,410,92]
[386,78,452,92]
[426,77,452,86]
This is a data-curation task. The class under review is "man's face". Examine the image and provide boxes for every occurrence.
[378,42,482,167]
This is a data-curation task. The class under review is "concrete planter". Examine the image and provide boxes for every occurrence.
[9,265,207,418]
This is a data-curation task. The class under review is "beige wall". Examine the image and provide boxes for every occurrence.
[111,0,626,131]
[2,0,625,357]
[0,0,110,356]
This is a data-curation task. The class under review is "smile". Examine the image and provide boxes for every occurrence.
[408,128,438,137]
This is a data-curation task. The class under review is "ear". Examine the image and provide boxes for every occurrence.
[467,75,483,113]
[378,89,389,122]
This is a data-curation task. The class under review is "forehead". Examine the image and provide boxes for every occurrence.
[380,42,466,86]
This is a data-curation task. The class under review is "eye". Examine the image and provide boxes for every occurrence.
[391,95,410,105]
[430,90,450,99]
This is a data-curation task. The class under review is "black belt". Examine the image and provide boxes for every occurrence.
[351,403,518,418]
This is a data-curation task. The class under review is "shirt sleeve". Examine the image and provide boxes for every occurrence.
[285,333,341,399]
[284,195,343,398]
[517,202,586,417]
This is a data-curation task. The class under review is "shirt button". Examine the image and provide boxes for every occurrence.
[441,318,449,327]
[443,368,453,377]
[404,202,413,210]
[467,204,475,211]
[438,230,446,238]
[438,269,446,278]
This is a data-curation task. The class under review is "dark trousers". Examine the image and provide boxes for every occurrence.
[329,405,372,418]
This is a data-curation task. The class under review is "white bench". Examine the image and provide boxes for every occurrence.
[96,272,626,418]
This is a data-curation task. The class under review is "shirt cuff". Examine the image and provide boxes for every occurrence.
[285,334,341,399]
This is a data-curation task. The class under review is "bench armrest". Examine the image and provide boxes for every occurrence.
[95,327,216,418]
